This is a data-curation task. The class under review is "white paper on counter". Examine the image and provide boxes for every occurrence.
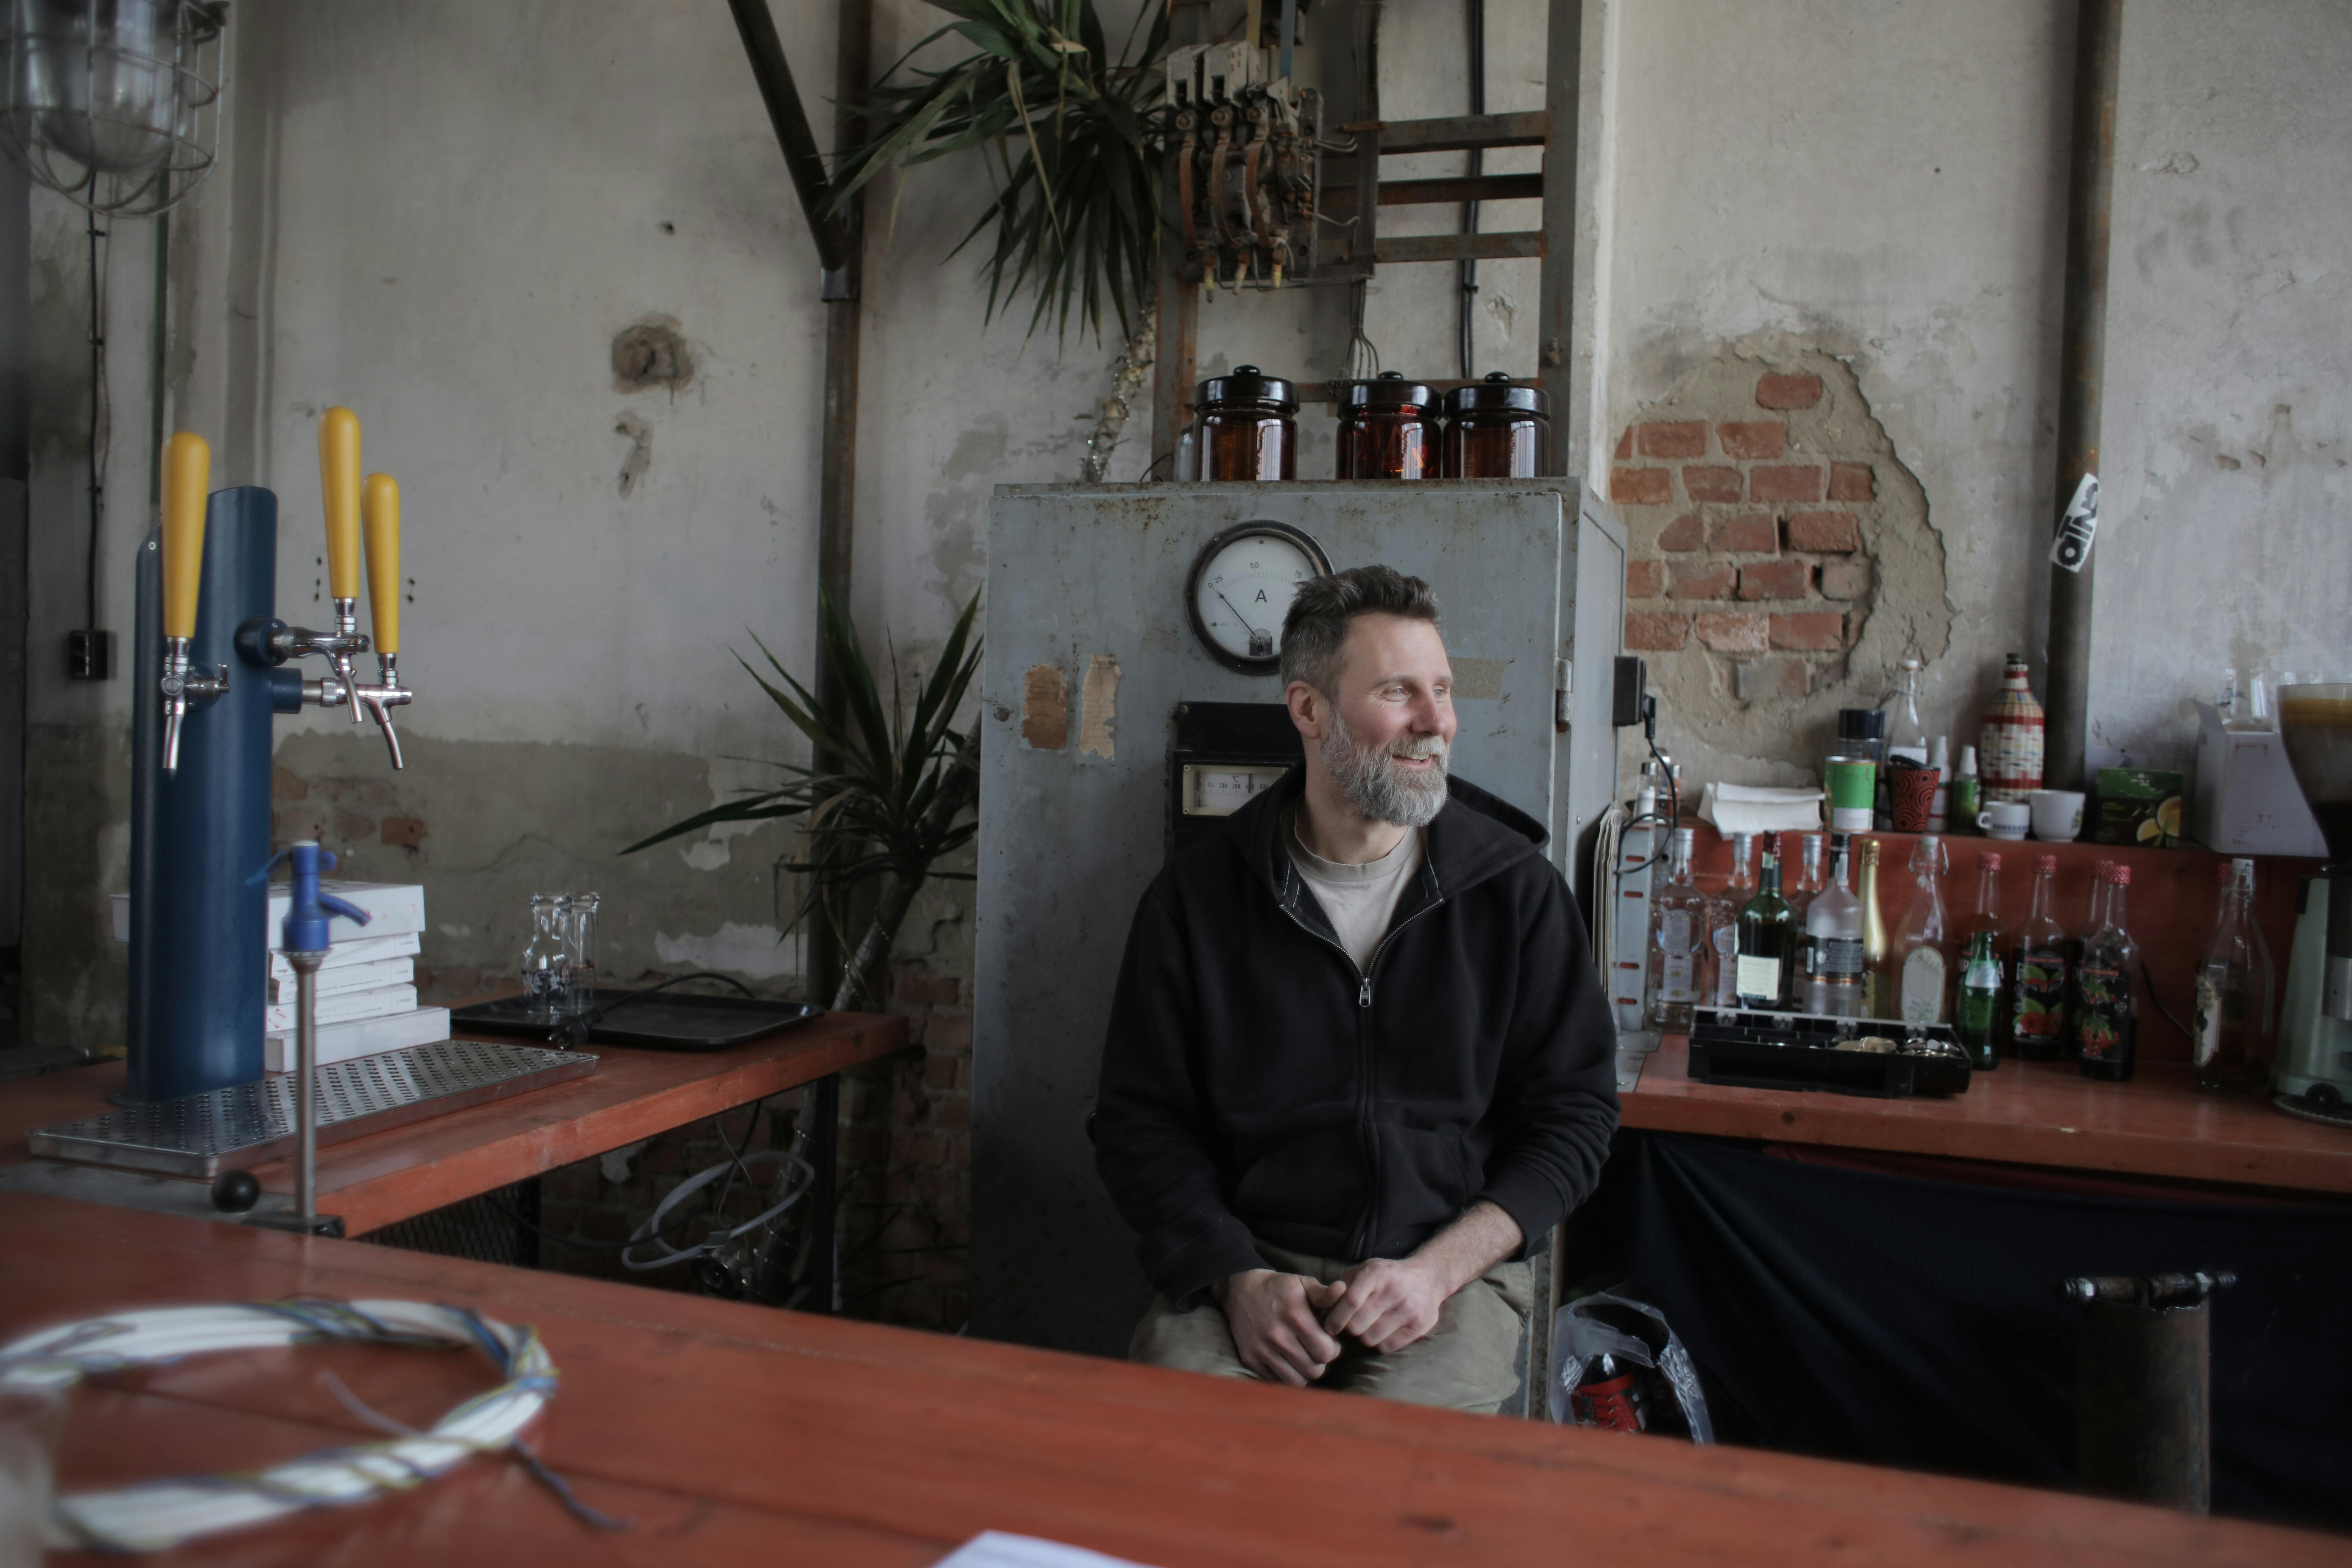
[931,1533,1164,1568]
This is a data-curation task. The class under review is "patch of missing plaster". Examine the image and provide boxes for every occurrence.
[612,314,695,395]
[614,413,653,497]
[1078,654,1120,759]
[1452,658,1506,700]
[1021,665,1069,750]
[1615,328,1949,767]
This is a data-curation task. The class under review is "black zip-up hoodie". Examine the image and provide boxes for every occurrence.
[1092,767,1621,1310]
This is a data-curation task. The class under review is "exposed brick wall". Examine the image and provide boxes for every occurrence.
[1612,364,1889,703]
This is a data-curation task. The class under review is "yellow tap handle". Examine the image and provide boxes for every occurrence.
[161,432,210,641]
[362,472,401,656]
[318,407,362,601]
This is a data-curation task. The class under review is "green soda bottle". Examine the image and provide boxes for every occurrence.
[1956,929,2003,1071]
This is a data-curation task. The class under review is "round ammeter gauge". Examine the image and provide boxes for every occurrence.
[1185,521,1332,674]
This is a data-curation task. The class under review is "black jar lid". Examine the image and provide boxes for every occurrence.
[1338,370,1436,411]
[1836,708,1887,742]
[1443,370,1548,417]
[1196,364,1298,413]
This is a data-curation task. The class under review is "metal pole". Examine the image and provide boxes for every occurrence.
[290,950,322,1222]
[2043,0,2122,793]
[808,0,870,1012]
[724,0,852,279]
[2076,1297,2212,1510]
[1535,0,1583,476]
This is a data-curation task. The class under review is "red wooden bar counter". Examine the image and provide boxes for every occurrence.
[0,1011,913,1234]
[2,1193,2339,1567]
[1611,822,2351,1194]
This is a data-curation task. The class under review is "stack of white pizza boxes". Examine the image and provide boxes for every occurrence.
[263,879,450,1070]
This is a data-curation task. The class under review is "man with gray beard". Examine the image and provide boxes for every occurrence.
[1093,565,1620,1411]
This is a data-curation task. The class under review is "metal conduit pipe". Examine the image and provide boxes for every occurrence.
[2043,0,2123,793]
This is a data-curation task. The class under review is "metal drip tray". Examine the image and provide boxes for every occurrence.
[27,1039,599,1178]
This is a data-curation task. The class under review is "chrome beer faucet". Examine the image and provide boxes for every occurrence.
[298,412,417,768]
[157,434,228,774]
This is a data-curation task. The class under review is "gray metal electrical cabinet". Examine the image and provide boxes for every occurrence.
[971,481,1623,1356]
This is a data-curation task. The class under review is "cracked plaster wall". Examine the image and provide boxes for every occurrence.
[20,0,2350,1038]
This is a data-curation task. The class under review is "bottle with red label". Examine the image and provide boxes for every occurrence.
[2073,863,2139,1081]
[2008,854,2070,1060]
[1570,1352,1648,1432]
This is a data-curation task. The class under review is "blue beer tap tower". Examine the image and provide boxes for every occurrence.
[125,414,415,1102]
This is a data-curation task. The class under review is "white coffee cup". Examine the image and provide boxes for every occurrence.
[2030,789,2086,842]
[1977,800,2031,840]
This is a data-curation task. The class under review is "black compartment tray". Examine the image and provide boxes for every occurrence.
[1687,1005,1973,1098]
[451,989,824,1052]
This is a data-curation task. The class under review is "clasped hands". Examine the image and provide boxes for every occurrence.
[1213,1257,1448,1387]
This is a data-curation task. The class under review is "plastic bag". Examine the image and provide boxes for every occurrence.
[1551,1290,1714,1442]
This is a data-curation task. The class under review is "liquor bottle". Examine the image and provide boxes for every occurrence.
[1786,832,1824,990]
[2008,854,2070,1061]
[1981,653,2045,804]
[1708,832,1756,1008]
[2064,861,2114,1059]
[1804,833,1866,1017]
[1955,931,2003,1069]
[1858,837,1891,1019]
[2192,857,2276,1093]
[1894,836,1954,1025]
[2074,863,2140,1081]
[1963,852,2009,1049]
[1735,850,1799,1009]
[1646,828,1709,1032]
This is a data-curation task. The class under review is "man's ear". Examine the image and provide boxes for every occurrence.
[1285,679,1326,743]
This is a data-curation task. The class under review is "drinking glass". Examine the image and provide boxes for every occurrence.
[561,893,602,1019]
[519,893,570,1023]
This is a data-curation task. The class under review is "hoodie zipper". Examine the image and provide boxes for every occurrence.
[1273,865,1446,1260]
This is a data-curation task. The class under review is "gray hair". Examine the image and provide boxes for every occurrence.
[1279,565,1442,695]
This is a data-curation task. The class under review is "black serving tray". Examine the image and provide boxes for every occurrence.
[450,989,824,1052]
[1687,1006,1973,1098]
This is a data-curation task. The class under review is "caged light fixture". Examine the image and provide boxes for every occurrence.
[1,0,227,217]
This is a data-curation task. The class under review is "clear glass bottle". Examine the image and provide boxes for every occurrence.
[2009,854,2070,1061]
[1880,658,1931,760]
[562,891,602,1019]
[2075,863,2140,1080]
[520,893,570,1023]
[2193,858,2276,1093]
[1707,833,1756,1008]
[1647,828,1708,1032]
[1895,835,1953,1025]
[1804,833,1865,1017]
[1859,837,1892,1019]
[1785,832,1823,991]
[1736,849,1799,1010]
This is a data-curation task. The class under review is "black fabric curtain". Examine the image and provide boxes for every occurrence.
[1572,1131,2352,1530]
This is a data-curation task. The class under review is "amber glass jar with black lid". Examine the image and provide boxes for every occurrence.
[1441,371,1549,478]
[1195,365,1298,481]
[1334,371,1437,480]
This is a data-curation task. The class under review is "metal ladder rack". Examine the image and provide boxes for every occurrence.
[1150,1,1585,475]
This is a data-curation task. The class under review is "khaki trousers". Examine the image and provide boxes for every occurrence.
[1128,1239,1533,1414]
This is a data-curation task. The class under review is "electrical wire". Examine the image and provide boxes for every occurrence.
[0,1299,610,1551]
[482,1101,771,1255]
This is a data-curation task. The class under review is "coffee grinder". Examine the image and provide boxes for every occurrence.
[2274,682,2352,1118]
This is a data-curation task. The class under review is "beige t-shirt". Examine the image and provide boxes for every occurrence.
[1283,806,1425,973]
